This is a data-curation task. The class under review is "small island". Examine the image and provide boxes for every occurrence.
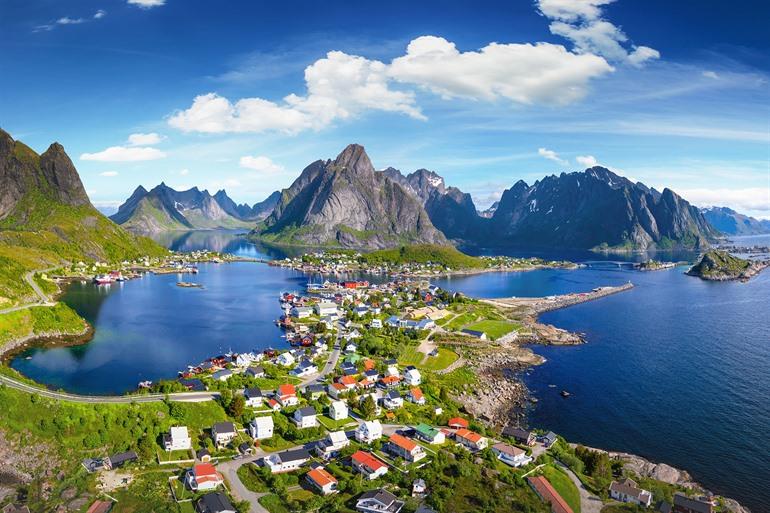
[686,250,769,281]
[636,259,677,271]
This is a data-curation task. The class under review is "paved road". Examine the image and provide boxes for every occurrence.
[0,268,58,315]
[218,450,270,513]
[556,460,603,513]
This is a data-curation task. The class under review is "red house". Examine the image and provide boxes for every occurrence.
[448,417,469,429]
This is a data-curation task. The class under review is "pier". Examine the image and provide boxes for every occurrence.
[481,282,635,314]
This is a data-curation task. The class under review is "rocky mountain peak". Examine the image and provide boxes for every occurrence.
[333,144,375,175]
[38,141,90,207]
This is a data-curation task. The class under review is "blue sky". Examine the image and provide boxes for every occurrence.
[2,0,768,217]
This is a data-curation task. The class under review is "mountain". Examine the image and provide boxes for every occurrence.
[0,129,166,305]
[111,184,255,234]
[379,168,482,241]
[686,250,767,281]
[489,167,717,250]
[213,189,280,221]
[478,201,499,218]
[251,190,281,219]
[253,144,447,248]
[700,206,770,236]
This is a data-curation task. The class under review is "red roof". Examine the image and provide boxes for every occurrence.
[363,359,376,370]
[278,384,296,396]
[528,476,574,513]
[389,433,418,452]
[86,501,112,513]
[448,417,469,428]
[352,450,386,471]
[307,467,337,487]
[455,428,484,443]
[381,375,401,385]
[193,463,217,477]
[410,387,424,400]
[339,375,358,386]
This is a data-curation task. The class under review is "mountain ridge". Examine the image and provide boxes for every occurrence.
[700,206,770,236]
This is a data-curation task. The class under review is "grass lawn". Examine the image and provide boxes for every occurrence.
[464,319,520,340]
[236,464,270,493]
[317,415,357,430]
[445,312,478,331]
[541,465,581,513]
[399,346,458,371]
[259,494,290,513]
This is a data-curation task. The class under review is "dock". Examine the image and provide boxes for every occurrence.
[481,282,634,314]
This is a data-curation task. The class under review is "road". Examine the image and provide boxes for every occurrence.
[0,268,58,315]
[218,450,270,513]
[556,460,603,513]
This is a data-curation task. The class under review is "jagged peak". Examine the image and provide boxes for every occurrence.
[42,141,66,156]
[333,143,374,175]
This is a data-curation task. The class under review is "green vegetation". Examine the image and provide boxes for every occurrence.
[465,319,520,340]
[399,346,459,371]
[541,464,581,513]
[686,250,753,280]
[0,302,87,346]
[360,244,484,268]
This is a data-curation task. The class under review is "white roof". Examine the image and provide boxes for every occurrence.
[253,416,274,428]
[328,431,348,444]
[330,400,347,410]
[170,426,189,439]
[360,420,382,432]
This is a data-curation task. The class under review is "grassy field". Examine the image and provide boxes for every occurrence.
[464,319,520,340]
[399,346,459,371]
[0,302,87,346]
[541,465,581,513]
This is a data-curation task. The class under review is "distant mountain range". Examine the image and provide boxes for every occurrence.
[110,184,279,235]
[700,206,770,236]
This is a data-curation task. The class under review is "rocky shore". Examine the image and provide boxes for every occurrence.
[0,323,93,363]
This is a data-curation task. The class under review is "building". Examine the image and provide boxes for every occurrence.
[541,431,558,448]
[403,368,422,386]
[316,430,350,459]
[186,463,224,491]
[290,306,313,318]
[276,352,296,367]
[104,451,137,470]
[609,478,653,507]
[387,434,426,463]
[306,466,338,495]
[370,318,383,329]
[314,302,338,316]
[293,406,318,428]
[356,420,383,443]
[197,448,212,462]
[407,387,425,405]
[527,475,574,513]
[163,426,192,451]
[454,428,488,451]
[211,422,237,448]
[328,400,349,421]
[383,390,404,409]
[355,489,404,513]
[491,442,533,468]
[672,493,714,513]
[195,492,236,513]
[461,329,487,340]
[447,417,469,429]
[243,388,263,408]
[503,426,535,446]
[412,478,427,497]
[211,369,233,382]
[249,416,274,440]
[262,448,312,473]
[414,423,445,444]
[276,383,299,407]
[351,450,389,480]
[290,359,318,377]
[328,382,347,399]
[244,365,265,378]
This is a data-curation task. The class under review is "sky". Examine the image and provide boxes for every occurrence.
[1,0,769,217]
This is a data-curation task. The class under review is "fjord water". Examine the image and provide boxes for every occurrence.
[10,232,770,510]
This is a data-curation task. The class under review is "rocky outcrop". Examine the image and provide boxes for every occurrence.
[213,189,279,221]
[686,250,768,281]
[255,144,447,248]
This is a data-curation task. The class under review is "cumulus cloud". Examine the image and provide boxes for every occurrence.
[99,171,119,177]
[81,146,166,162]
[239,155,285,174]
[538,147,568,165]
[127,132,164,146]
[537,0,659,67]
[127,0,165,8]
[679,187,770,214]
[576,155,598,167]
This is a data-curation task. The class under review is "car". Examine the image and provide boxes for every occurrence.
[397,428,415,437]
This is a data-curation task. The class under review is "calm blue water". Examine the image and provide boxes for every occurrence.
[9,232,770,510]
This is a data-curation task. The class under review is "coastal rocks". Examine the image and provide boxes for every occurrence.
[529,322,583,345]
[686,250,769,281]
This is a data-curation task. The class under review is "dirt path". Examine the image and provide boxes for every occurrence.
[556,460,603,513]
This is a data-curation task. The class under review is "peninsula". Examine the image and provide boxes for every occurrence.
[686,250,769,281]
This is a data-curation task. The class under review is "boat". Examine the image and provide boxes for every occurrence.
[93,274,112,285]
[560,390,571,398]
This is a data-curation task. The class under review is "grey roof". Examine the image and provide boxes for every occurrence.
[305,384,325,393]
[196,492,235,513]
[297,406,317,417]
[197,448,211,458]
[358,488,399,506]
[108,450,137,466]
[244,388,262,398]
[212,422,236,433]
[386,390,401,399]
[673,493,713,513]
[246,366,264,375]
[461,329,485,337]
[277,447,312,463]
[503,426,533,439]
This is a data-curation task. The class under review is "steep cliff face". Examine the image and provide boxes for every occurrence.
[489,167,716,250]
[255,144,447,248]
[212,189,279,221]
[700,206,770,235]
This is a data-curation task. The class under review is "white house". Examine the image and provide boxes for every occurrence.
[345,342,358,353]
[491,442,533,468]
[407,387,425,405]
[262,448,312,473]
[355,489,404,513]
[609,478,653,507]
[403,368,422,386]
[243,388,263,408]
[314,302,338,316]
[387,434,426,463]
[328,400,349,421]
[306,467,338,495]
[211,369,233,382]
[351,450,389,480]
[276,384,299,407]
[382,390,404,410]
[163,426,191,451]
[315,430,350,459]
[293,406,318,428]
[249,416,274,440]
[185,463,223,491]
[414,423,446,445]
[370,318,383,329]
[290,359,318,377]
[454,428,488,451]
[276,352,295,367]
[355,420,383,443]
[211,422,237,448]
[290,306,313,318]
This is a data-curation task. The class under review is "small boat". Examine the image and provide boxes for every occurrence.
[93,274,112,285]
[560,390,571,398]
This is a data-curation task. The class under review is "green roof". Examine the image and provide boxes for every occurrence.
[415,423,439,437]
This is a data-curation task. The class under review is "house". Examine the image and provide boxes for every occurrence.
[328,400,349,421]
[276,352,296,367]
[84,501,111,513]
[180,378,206,391]
[262,448,312,473]
[404,368,422,386]
[245,366,265,378]
[303,383,326,399]
[672,493,714,513]
[267,398,281,411]
[345,342,358,353]
[356,420,383,443]
[609,478,652,507]
[195,492,236,513]
[197,448,212,462]
[339,375,359,389]
[328,382,348,399]
[243,388,263,408]
[407,387,426,405]
[528,476,574,513]
[348,329,362,339]
[340,362,358,375]
[414,423,445,444]
[541,431,558,448]
[186,463,224,491]
[211,422,237,448]
[454,428,488,451]
[383,390,404,409]
[290,359,318,377]
[316,430,350,459]
[164,426,192,451]
[447,417,469,429]
[249,416,274,440]
[364,369,379,380]
[306,466,338,495]
[276,384,299,407]
[104,451,137,470]
[290,306,313,318]
[359,377,376,389]
[211,369,233,382]
[351,450,389,480]
[379,375,401,388]
[293,406,318,428]
[503,426,536,446]
[461,329,487,340]
[386,315,401,328]
[387,434,426,462]
[412,478,427,497]
[491,442,533,468]
[370,319,383,329]
[355,488,404,513]
[314,302,338,316]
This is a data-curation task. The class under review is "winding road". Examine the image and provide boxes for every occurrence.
[0,268,57,315]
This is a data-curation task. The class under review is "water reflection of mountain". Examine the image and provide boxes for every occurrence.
[150,230,288,259]
[460,244,699,264]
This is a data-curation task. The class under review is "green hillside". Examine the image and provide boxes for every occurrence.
[360,244,484,268]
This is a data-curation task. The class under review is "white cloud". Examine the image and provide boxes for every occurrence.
[537,0,659,67]
[56,16,85,25]
[99,171,119,177]
[179,168,190,176]
[81,146,166,162]
[127,0,165,8]
[94,10,107,19]
[239,155,285,174]
[702,70,719,79]
[576,155,598,167]
[538,147,568,165]
[678,187,770,214]
[127,132,164,146]
[33,10,106,32]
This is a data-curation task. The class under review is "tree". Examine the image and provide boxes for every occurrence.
[228,395,245,418]
[361,395,377,420]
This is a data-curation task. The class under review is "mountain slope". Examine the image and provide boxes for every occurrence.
[700,206,770,235]
[253,144,447,248]
[0,129,166,306]
[489,167,716,250]
[111,184,255,234]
